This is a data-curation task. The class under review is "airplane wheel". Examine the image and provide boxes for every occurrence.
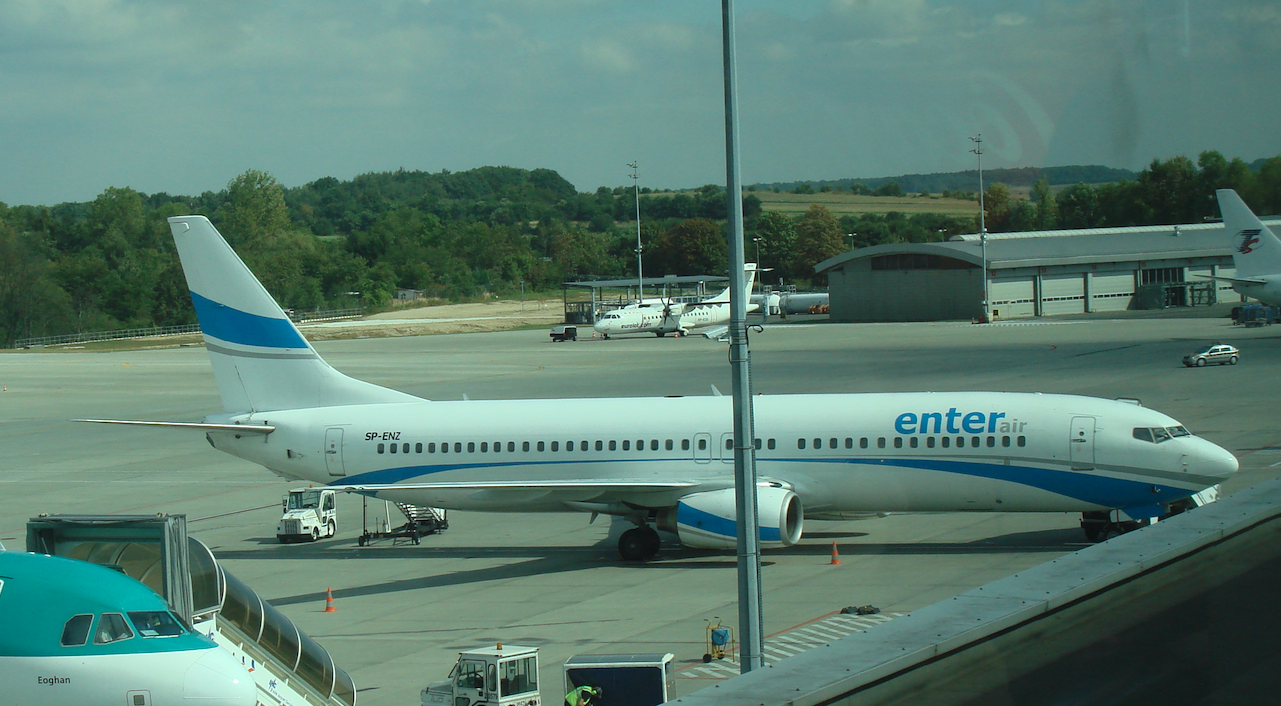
[310,527,321,542]
[641,526,661,559]
[702,654,713,663]
[619,528,649,561]
[328,520,337,537]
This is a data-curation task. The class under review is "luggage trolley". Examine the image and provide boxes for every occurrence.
[702,617,735,663]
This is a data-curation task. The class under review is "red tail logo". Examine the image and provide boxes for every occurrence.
[1238,229,1262,255]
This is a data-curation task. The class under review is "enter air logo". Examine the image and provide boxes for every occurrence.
[894,408,1027,435]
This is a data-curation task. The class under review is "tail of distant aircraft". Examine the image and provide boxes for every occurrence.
[1217,189,1281,279]
[168,216,420,413]
[703,263,758,304]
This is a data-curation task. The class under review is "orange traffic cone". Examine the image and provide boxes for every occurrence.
[829,542,842,565]
[323,587,337,612]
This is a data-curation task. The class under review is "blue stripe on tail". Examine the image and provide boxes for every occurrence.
[191,292,308,349]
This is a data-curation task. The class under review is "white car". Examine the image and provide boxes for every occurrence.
[1183,343,1239,367]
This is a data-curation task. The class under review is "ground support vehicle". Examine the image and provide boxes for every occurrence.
[423,645,540,706]
[277,487,337,542]
[356,497,447,546]
[1240,305,1278,328]
[550,325,577,342]
[563,653,675,706]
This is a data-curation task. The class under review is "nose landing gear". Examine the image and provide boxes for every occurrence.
[618,525,661,561]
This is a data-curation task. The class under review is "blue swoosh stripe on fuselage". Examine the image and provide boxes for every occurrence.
[819,457,1188,509]
[332,455,1192,509]
[191,292,308,349]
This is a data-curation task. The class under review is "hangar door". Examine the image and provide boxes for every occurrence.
[1041,274,1085,315]
[1090,271,1134,312]
[989,276,1036,319]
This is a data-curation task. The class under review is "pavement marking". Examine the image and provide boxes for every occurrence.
[679,612,906,680]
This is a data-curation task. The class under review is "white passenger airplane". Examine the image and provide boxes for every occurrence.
[87,216,1237,560]
[593,264,759,338]
[1211,189,1281,305]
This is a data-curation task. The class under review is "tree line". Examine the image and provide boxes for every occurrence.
[1,151,1277,345]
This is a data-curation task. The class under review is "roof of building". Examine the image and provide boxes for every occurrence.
[563,274,728,289]
[816,218,1281,273]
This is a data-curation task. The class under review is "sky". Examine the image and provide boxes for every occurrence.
[1,0,1278,206]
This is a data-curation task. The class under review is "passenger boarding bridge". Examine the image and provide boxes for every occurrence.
[26,514,355,706]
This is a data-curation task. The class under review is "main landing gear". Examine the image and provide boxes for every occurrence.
[618,525,661,561]
[1080,511,1150,542]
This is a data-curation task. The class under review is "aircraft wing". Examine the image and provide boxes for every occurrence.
[1197,274,1267,285]
[332,477,736,512]
[334,479,713,493]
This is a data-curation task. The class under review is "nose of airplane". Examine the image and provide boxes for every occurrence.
[592,319,609,333]
[184,647,257,704]
[1189,437,1239,481]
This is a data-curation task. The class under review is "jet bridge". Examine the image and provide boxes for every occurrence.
[26,514,356,706]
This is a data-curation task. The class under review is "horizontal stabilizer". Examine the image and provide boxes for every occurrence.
[74,419,275,434]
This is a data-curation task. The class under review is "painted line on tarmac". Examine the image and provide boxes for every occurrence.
[678,611,906,680]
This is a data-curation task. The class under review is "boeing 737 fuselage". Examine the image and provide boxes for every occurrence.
[86,216,1238,561]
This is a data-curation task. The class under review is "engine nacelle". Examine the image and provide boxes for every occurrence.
[658,486,803,550]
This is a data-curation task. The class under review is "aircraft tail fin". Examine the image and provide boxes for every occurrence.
[705,263,759,303]
[168,216,421,413]
[1217,189,1281,279]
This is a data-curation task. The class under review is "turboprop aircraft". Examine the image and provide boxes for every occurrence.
[593,263,759,338]
[85,216,1237,561]
[0,550,256,706]
[1209,189,1281,305]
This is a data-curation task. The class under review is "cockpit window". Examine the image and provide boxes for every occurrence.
[61,614,93,646]
[127,611,186,637]
[1133,426,1189,443]
[93,613,134,644]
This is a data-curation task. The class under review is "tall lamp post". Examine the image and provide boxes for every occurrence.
[970,134,989,323]
[721,0,763,673]
[629,161,643,303]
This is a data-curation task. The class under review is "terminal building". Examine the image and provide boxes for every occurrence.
[814,219,1281,322]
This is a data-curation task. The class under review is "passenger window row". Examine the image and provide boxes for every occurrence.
[375,434,1028,455]
[377,438,693,454]
[799,436,1027,449]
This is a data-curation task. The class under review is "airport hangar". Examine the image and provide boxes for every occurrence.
[814,219,1281,323]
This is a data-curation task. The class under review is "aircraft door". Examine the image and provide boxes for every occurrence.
[1069,417,1095,470]
[325,428,346,476]
[694,432,712,463]
[719,433,735,463]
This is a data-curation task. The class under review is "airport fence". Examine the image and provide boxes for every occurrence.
[12,307,364,349]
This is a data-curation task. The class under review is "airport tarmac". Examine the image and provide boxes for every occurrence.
[2,314,1279,706]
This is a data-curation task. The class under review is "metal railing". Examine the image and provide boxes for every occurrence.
[13,307,363,349]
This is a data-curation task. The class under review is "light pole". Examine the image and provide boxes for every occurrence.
[751,236,762,266]
[721,0,763,674]
[970,134,989,323]
[846,233,856,251]
[629,161,643,303]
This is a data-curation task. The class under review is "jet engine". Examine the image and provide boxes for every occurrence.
[657,486,803,550]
